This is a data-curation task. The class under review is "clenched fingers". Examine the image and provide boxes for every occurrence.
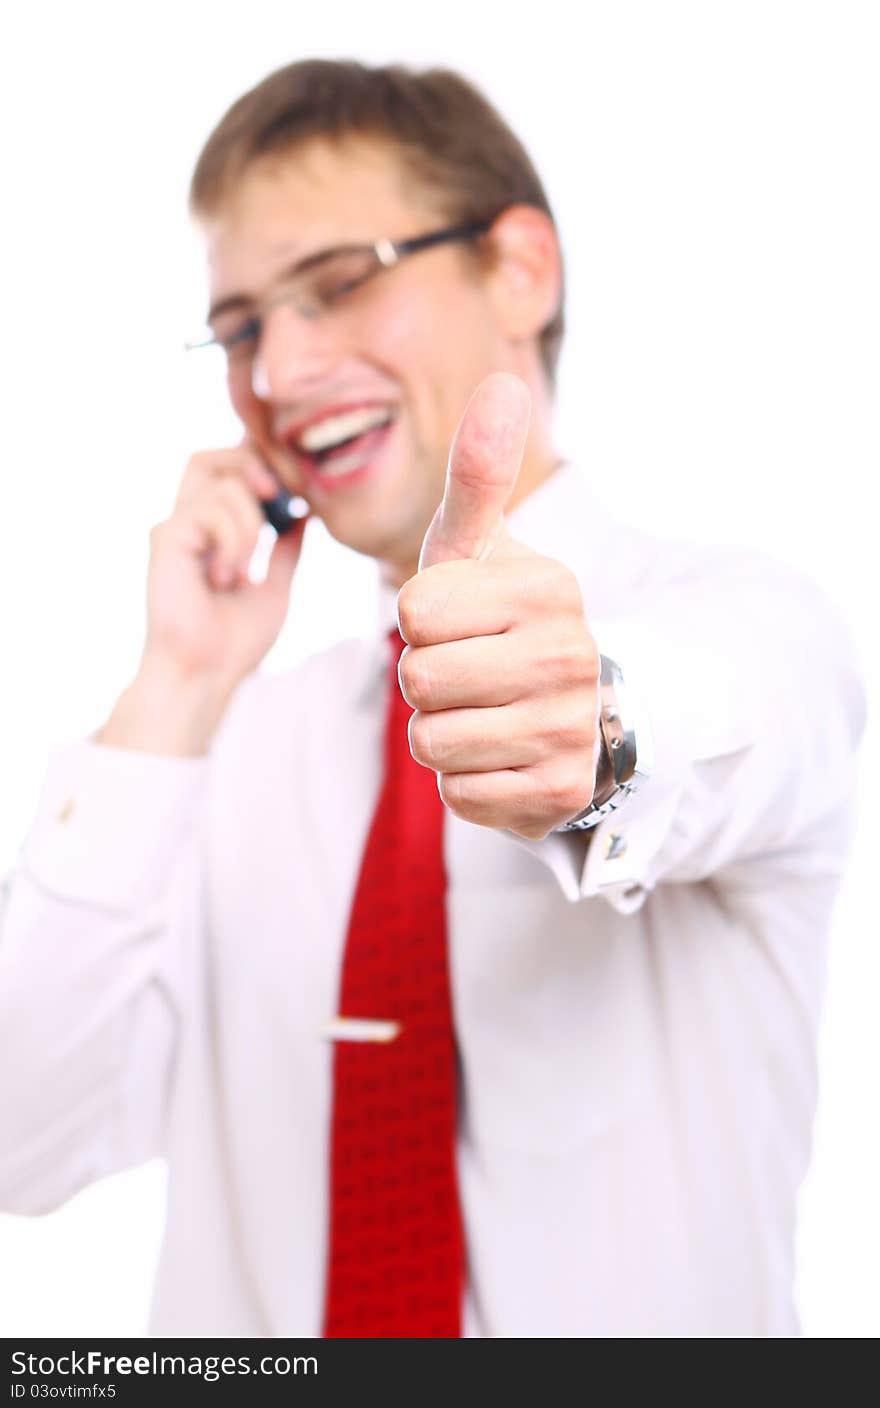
[398,624,597,712]
[407,696,596,774]
[437,763,596,841]
[397,554,584,646]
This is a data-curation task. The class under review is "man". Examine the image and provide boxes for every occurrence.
[0,60,865,1337]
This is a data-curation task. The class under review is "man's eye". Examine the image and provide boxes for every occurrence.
[309,254,376,308]
[219,316,260,352]
[317,273,366,304]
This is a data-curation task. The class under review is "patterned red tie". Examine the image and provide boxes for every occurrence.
[322,627,465,1338]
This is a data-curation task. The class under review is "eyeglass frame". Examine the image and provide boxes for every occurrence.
[185,217,499,356]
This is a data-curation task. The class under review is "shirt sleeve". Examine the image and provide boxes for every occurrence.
[0,736,208,1213]
[506,549,867,914]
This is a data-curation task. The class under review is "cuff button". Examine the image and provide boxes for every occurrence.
[605,831,627,860]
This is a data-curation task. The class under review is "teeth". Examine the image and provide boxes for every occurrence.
[298,406,392,454]
[317,444,375,478]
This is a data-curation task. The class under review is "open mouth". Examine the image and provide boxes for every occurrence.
[286,404,396,482]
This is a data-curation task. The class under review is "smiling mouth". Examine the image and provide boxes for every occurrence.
[286,405,396,478]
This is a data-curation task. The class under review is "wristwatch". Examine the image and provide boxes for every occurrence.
[556,653,653,832]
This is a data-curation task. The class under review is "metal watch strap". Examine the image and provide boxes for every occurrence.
[557,654,642,833]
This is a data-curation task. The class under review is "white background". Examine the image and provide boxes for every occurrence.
[0,0,876,1337]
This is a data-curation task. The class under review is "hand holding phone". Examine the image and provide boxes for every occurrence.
[97,429,311,755]
[133,440,309,699]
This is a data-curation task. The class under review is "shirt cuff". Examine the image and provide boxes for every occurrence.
[505,778,684,913]
[19,737,208,910]
[503,617,693,914]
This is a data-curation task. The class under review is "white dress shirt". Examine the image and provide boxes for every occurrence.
[0,462,866,1337]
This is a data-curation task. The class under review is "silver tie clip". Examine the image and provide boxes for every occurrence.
[320,1017,402,1044]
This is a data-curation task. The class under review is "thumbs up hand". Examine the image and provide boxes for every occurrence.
[396,372,601,841]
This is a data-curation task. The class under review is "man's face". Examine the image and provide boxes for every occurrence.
[202,136,512,578]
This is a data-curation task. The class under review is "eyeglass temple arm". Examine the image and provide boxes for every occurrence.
[389,219,495,262]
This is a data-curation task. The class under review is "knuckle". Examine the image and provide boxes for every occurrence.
[574,698,598,750]
[396,580,423,641]
[544,559,583,609]
[438,773,482,825]
[525,560,585,617]
[407,711,434,767]
[437,772,463,811]
[399,651,434,709]
[520,559,554,609]
[515,554,577,616]
[543,704,594,756]
[546,633,595,688]
[397,566,460,643]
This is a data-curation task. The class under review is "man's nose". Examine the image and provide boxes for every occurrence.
[250,302,340,402]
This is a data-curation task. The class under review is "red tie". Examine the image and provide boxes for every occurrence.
[322,627,465,1338]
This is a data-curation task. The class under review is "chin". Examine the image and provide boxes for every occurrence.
[321,508,422,576]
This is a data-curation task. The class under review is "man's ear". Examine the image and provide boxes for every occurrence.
[481,205,562,348]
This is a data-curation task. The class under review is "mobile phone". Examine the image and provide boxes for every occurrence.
[260,491,309,535]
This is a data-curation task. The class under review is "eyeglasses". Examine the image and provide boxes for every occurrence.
[185,218,496,361]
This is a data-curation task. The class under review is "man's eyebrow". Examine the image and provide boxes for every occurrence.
[206,242,366,325]
[206,261,301,326]
[206,288,258,325]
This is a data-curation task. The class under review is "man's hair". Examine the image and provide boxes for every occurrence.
[189,59,564,387]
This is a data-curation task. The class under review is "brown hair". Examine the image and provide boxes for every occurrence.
[189,60,564,386]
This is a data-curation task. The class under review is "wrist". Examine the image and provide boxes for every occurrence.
[97,653,240,756]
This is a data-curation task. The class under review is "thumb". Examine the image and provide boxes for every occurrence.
[419,371,531,571]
